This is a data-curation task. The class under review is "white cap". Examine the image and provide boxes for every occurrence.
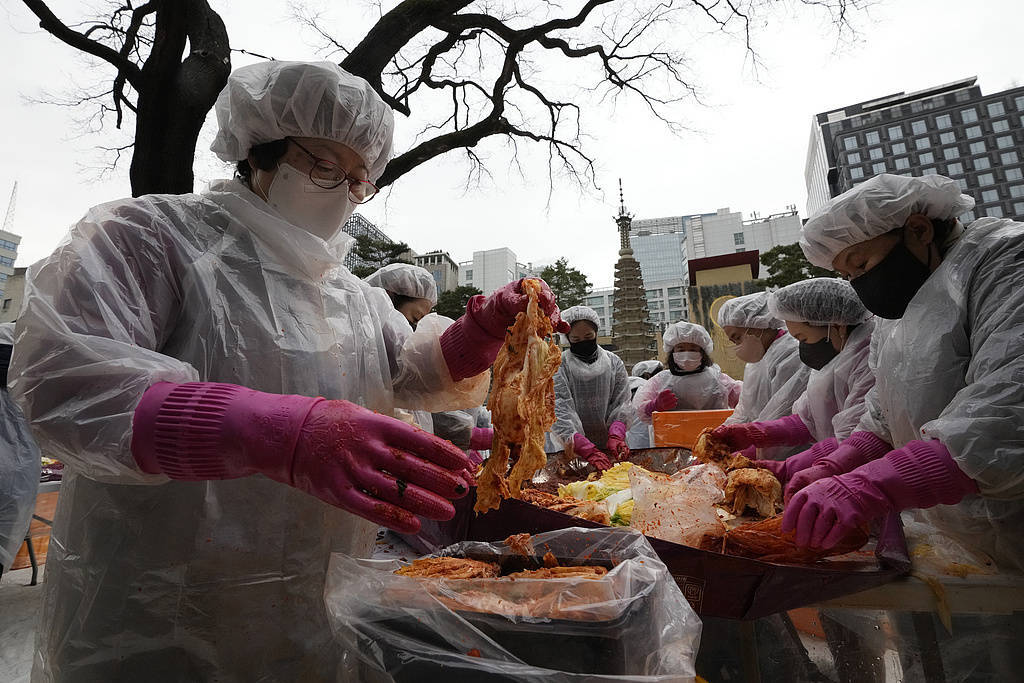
[631,360,662,377]
[801,174,974,269]
[364,263,438,305]
[768,278,871,326]
[663,321,713,355]
[716,291,784,329]
[211,61,394,182]
[562,305,600,329]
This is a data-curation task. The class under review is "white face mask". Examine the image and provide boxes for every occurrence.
[258,163,355,240]
[672,351,703,371]
[734,332,767,363]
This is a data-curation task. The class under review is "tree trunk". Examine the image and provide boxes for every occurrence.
[130,0,230,197]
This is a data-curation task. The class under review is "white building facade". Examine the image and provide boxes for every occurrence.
[0,228,21,303]
[458,247,534,295]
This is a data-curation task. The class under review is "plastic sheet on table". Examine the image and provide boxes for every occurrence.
[325,527,702,682]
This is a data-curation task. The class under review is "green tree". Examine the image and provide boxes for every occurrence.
[435,285,483,320]
[350,233,411,279]
[759,243,833,288]
[539,258,591,309]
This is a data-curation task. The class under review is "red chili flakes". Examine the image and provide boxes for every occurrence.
[467,648,481,658]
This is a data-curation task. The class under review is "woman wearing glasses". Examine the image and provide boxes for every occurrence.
[10,61,564,681]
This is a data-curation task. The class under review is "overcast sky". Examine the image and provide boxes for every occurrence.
[1,0,1021,289]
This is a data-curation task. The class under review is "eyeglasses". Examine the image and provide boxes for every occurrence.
[287,138,379,204]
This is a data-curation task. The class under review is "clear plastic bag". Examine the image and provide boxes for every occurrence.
[629,463,726,547]
[325,527,702,682]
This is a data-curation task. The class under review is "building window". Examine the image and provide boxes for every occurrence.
[668,298,682,308]
[981,189,1000,203]
[667,286,682,296]
[887,125,903,140]
[892,142,907,155]
[939,131,956,144]
[987,206,1004,218]
[895,157,911,170]
[911,120,928,135]
[0,256,14,267]
[645,289,662,299]
[865,131,880,145]
[1,299,9,312]
[1015,202,1024,215]
[921,167,938,176]
[915,137,931,151]
[996,136,1015,149]
[942,147,960,160]
[946,162,964,175]
[960,108,978,124]
[872,162,887,174]
[1002,151,1020,165]
[1011,185,1024,198]
[869,147,883,160]
[847,151,861,164]
[961,210,975,222]
[936,114,952,129]
[977,172,995,186]
[1016,96,1024,111]
[987,101,1006,117]
[918,151,935,164]
[733,232,745,245]
[993,119,1011,133]
[465,270,472,279]
[843,136,858,151]
[969,141,987,154]
[850,167,864,179]
[956,178,969,191]
[1006,168,1023,181]
[974,156,991,170]
[966,125,982,139]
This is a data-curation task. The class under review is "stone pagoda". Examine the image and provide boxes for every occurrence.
[610,181,653,367]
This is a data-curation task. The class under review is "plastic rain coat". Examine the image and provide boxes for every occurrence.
[633,364,739,423]
[9,180,488,682]
[725,332,809,426]
[549,347,634,451]
[858,218,1024,572]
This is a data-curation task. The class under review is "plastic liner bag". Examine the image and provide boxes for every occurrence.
[629,464,726,547]
[325,527,702,682]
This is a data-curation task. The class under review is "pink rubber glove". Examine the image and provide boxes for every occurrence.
[572,433,612,471]
[712,414,812,450]
[466,450,485,467]
[470,427,494,451]
[784,431,892,503]
[131,382,474,534]
[753,438,838,485]
[605,421,630,460]
[783,440,979,549]
[643,389,678,418]
[440,278,569,381]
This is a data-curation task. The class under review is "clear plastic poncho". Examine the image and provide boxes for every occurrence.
[632,364,739,424]
[792,318,877,442]
[0,323,40,570]
[9,180,489,681]
[549,347,635,451]
[857,218,1024,572]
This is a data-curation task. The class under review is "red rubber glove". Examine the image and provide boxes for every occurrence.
[643,389,678,418]
[605,421,630,460]
[712,414,812,450]
[572,433,612,471]
[440,278,569,381]
[131,382,474,534]
[783,431,892,503]
[783,440,979,549]
[470,427,494,451]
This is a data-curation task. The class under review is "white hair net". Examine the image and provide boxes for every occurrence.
[768,278,871,326]
[631,360,662,377]
[663,321,713,354]
[211,61,395,182]
[562,305,600,329]
[716,291,784,329]
[801,174,975,268]
[364,263,438,305]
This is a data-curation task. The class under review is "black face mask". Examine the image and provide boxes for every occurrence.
[569,338,600,363]
[799,337,839,370]
[850,239,931,319]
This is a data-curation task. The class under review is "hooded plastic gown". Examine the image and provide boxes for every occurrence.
[9,195,488,678]
[856,217,1024,572]
[0,323,41,572]
[549,346,635,452]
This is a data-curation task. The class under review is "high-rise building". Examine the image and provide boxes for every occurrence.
[805,77,1024,221]
[341,213,405,274]
[0,228,21,303]
[0,266,25,324]
[457,248,534,295]
[413,250,459,294]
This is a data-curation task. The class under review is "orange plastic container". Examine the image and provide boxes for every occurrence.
[652,409,734,449]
